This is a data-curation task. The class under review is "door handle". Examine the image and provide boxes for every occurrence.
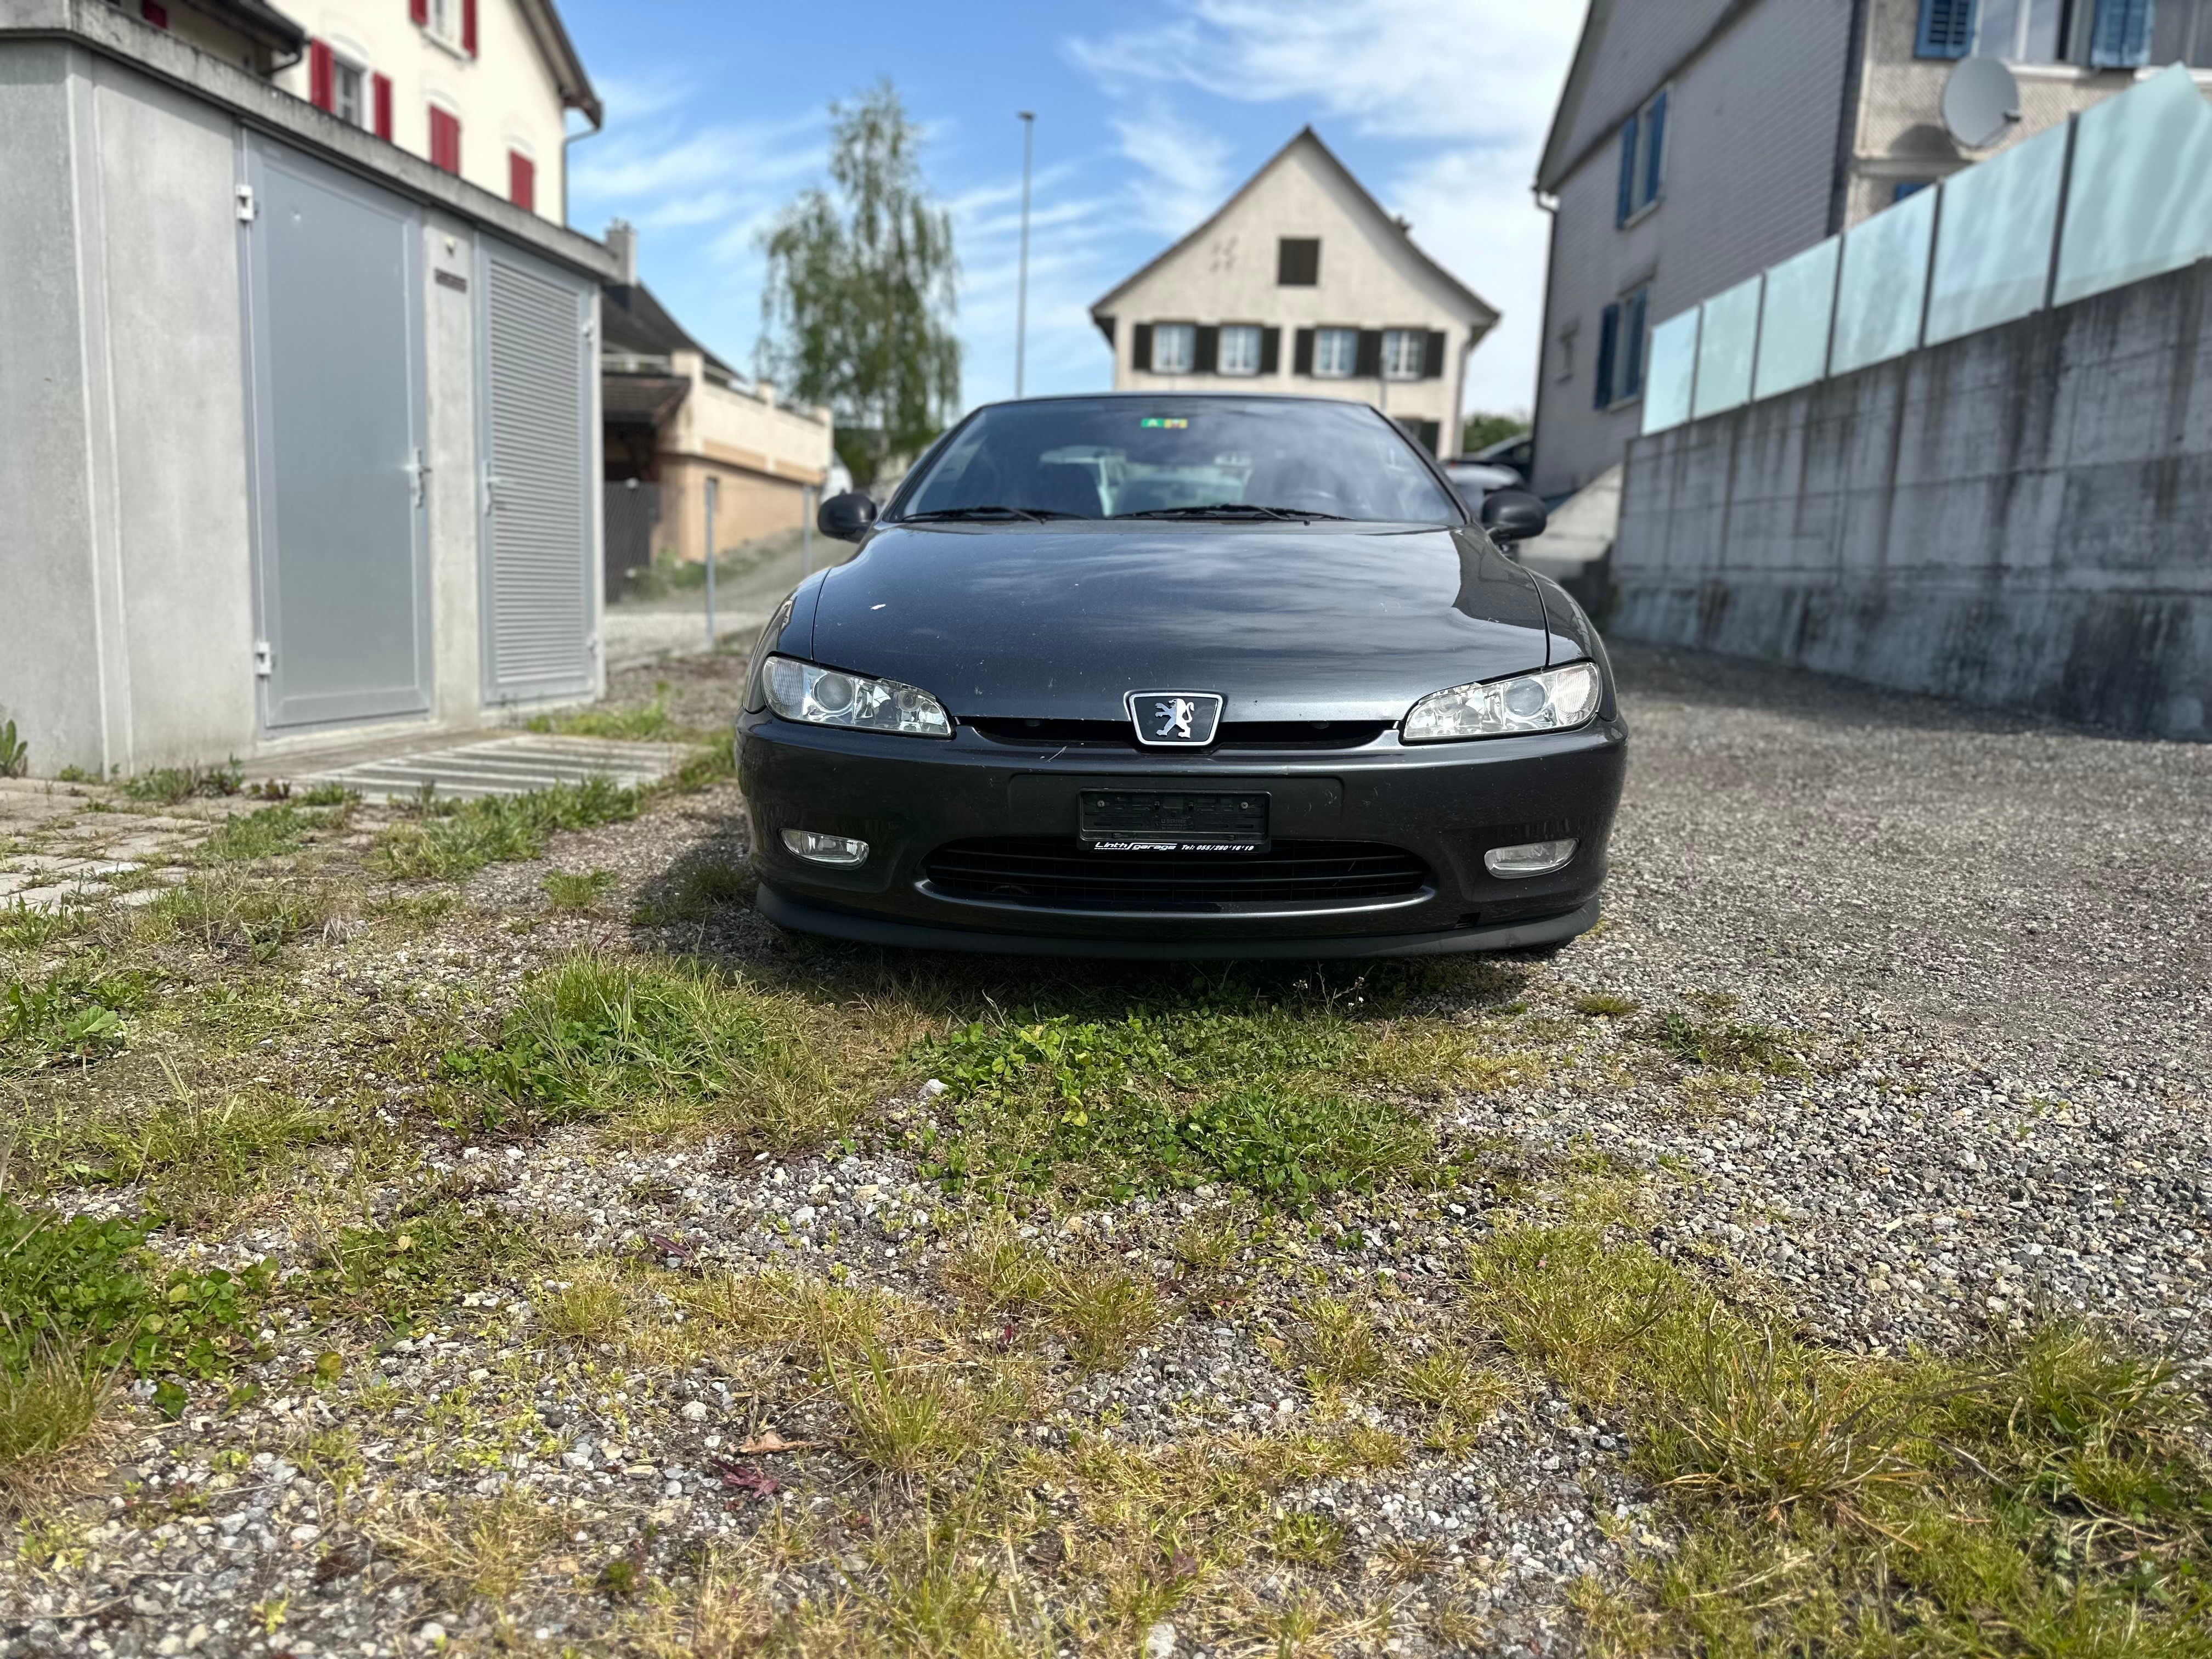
[484,471,506,512]
[404,449,431,508]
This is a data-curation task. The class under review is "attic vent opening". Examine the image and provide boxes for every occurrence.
[1277,237,1320,286]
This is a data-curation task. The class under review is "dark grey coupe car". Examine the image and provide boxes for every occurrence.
[735,393,1626,959]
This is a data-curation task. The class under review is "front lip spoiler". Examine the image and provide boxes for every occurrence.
[911,881,1437,923]
[757,883,1599,961]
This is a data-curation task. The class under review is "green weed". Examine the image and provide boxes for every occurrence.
[370,778,640,881]
[528,696,678,742]
[0,967,148,1073]
[0,1346,111,1481]
[134,874,333,956]
[122,759,244,805]
[542,868,617,911]
[306,1200,533,1324]
[1645,1009,1805,1075]
[0,720,27,780]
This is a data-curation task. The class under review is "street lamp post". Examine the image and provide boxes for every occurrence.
[703,475,718,650]
[1015,110,1034,399]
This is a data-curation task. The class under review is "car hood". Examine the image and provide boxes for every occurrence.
[805,521,1554,723]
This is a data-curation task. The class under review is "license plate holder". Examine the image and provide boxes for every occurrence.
[1079,790,1271,854]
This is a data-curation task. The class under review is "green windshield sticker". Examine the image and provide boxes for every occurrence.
[1139,417,1188,429]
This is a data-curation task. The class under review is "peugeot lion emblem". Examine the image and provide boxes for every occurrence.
[1126,690,1224,747]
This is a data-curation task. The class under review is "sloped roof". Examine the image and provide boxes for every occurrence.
[1090,127,1498,329]
[602,373,690,428]
[601,282,736,380]
[1536,0,1749,191]
[517,0,601,127]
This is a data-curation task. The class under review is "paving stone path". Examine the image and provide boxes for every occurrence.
[0,781,222,912]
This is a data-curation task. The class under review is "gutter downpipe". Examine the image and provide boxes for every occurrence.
[1526,184,1560,492]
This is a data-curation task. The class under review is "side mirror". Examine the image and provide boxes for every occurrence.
[1479,489,1548,545]
[817,491,878,543]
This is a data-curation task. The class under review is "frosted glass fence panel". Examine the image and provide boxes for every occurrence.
[1754,236,1840,399]
[2055,64,2212,307]
[1641,310,1701,435]
[1925,120,2068,346]
[1831,187,1937,375]
[1692,275,1763,420]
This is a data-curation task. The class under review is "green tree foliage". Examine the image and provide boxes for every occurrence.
[759,81,961,489]
[1460,411,1530,455]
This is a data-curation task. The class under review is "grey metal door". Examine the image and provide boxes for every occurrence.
[242,138,431,730]
[479,241,595,701]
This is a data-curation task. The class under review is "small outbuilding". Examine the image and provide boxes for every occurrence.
[0,0,616,780]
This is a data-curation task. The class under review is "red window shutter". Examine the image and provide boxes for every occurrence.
[372,74,393,140]
[410,0,428,25]
[429,107,461,174]
[308,41,334,111]
[509,151,536,212]
[140,1,168,25]
[462,0,478,54]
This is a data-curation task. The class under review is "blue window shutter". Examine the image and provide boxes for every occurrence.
[1616,119,1638,224]
[1641,93,1667,208]
[1595,303,1621,409]
[2090,0,2155,66]
[1915,0,1977,57]
[1622,290,1649,398]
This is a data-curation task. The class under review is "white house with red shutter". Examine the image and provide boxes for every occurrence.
[269,0,597,218]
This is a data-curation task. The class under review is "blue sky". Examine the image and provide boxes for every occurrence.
[561,0,1587,427]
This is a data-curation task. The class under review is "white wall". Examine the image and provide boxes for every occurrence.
[1102,143,1486,448]
[272,0,567,219]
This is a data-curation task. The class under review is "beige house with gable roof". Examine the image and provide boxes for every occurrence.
[1089,129,1499,457]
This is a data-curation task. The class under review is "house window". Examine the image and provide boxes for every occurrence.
[332,60,364,126]
[1973,0,2069,59]
[1278,238,1320,286]
[1893,179,1932,202]
[509,150,536,212]
[429,106,462,174]
[1381,330,1427,381]
[1312,327,1358,378]
[1217,325,1262,376]
[1150,323,1195,374]
[1594,286,1650,409]
[1615,89,1667,225]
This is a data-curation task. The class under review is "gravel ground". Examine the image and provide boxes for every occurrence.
[4,644,2207,1658]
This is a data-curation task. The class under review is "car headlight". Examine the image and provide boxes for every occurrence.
[762,655,952,737]
[1402,661,1602,743]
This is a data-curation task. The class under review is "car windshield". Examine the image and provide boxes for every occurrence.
[891,397,1461,524]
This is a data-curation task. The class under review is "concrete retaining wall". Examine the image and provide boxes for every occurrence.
[1611,259,2212,741]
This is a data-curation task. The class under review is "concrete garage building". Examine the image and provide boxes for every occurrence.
[0,0,614,779]
[1090,129,1498,458]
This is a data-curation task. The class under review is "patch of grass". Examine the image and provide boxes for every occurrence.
[58,1088,345,1221]
[305,1200,534,1325]
[200,805,311,862]
[1,967,148,1073]
[438,953,847,1148]
[0,720,27,780]
[1575,993,1640,1017]
[1645,1009,1806,1075]
[362,1488,569,1605]
[528,695,679,742]
[0,904,95,954]
[538,1269,628,1344]
[122,759,244,805]
[133,874,334,957]
[1047,1262,1164,1372]
[542,868,617,911]
[0,1347,112,1489]
[1267,1509,1348,1566]
[370,777,640,882]
[1464,1207,2212,1657]
[1291,1297,1388,1390]
[917,1015,1438,1206]
[292,1425,365,1497]
[633,859,755,924]
[0,1199,270,1379]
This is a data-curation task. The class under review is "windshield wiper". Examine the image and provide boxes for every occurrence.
[1113,503,1346,522]
[899,505,1084,523]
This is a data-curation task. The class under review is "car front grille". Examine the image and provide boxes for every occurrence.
[963,718,1393,751]
[922,837,1430,912]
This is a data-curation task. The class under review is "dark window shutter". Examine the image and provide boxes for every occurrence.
[1616,117,1638,224]
[430,107,461,174]
[1355,330,1383,378]
[510,151,535,211]
[1194,325,1219,374]
[1641,91,1667,206]
[1915,0,1977,57]
[140,1,168,25]
[1417,419,1441,455]
[410,0,428,25]
[373,73,393,139]
[1293,328,1314,375]
[1623,290,1649,397]
[1259,327,1281,374]
[1278,237,1320,285]
[308,40,334,110]
[2090,0,2154,65]
[1133,323,1154,373]
[1421,329,1446,379]
[1595,303,1621,409]
[463,0,478,54]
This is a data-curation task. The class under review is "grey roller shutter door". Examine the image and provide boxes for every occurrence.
[481,245,594,701]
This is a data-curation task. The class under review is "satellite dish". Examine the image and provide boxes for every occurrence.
[1942,56,2022,149]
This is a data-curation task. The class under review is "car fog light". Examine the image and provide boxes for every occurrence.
[782,830,870,867]
[1485,838,1576,877]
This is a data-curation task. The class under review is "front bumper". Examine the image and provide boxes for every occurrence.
[737,715,1628,958]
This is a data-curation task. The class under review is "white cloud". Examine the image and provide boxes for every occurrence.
[1067,0,1587,422]
[1108,101,1235,236]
